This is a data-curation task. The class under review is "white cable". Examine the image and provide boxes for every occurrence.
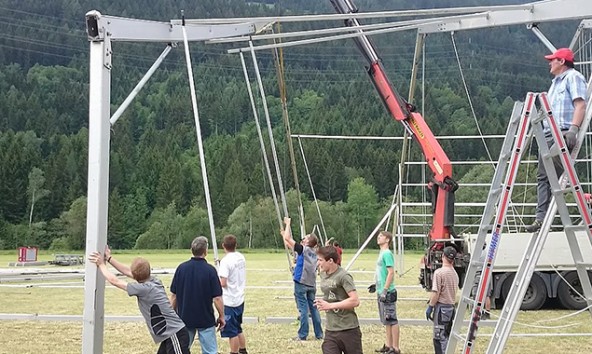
[249,41,290,219]
[450,31,495,164]
[181,19,218,263]
[239,52,283,228]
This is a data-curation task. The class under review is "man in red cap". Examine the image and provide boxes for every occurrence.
[526,48,588,232]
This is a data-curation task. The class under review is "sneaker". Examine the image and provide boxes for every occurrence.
[481,311,491,320]
[292,336,306,341]
[375,344,389,353]
[386,349,401,354]
[525,220,542,233]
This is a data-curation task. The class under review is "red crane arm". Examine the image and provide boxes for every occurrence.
[329,0,458,240]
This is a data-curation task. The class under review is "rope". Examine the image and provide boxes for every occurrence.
[297,137,328,242]
[239,51,291,270]
[271,23,308,242]
[451,31,530,229]
[450,31,495,164]
[239,52,283,227]
[248,41,290,219]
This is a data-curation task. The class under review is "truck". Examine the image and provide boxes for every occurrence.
[329,0,592,310]
[464,231,592,310]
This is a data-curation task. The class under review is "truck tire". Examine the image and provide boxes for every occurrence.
[557,271,592,310]
[501,273,547,310]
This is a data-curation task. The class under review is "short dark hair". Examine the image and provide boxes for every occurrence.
[565,60,575,68]
[191,236,208,257]
[307,233,318,248]
[223,234,237,251]
[380,231,393,244]
[317,246,339,263]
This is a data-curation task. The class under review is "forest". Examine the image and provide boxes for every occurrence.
[0,0,580,251]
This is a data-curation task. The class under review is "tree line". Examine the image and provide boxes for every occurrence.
[0,0,574,251]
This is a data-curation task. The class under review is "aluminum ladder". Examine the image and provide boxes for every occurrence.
[486,92,592,353]
[446,93,535,354]
[448,92,592,353]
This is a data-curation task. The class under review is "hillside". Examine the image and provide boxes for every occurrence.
[0,0,582,250]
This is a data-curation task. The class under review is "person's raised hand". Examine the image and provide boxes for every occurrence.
[88,252,103,266]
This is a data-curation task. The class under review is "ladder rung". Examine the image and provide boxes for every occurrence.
[489,186,502,198]
[565,224,589,232]
[451,331,466,342]
[470,260,485,267]
[479,225,494,233]
[574,262,592,267]
[551,185,573,194]
[461,295,474,305]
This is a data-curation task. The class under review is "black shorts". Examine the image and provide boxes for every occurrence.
[157,327,190,354]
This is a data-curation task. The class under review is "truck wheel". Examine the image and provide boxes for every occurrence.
[557,271,592,310]
[501,273,547,310]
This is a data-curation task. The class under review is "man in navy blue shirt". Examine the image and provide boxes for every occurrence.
[171,236,224,354]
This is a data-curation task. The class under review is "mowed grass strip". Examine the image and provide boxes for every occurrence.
[0,251,590,353]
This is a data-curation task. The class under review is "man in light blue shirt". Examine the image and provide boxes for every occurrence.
[526,48,588,232]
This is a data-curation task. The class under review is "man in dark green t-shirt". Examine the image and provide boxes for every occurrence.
[315,246,362,354]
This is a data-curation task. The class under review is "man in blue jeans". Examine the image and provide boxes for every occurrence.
[281,217,323,341]
[170,236,225,354]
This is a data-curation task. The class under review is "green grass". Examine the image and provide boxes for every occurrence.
[0,251,590,353]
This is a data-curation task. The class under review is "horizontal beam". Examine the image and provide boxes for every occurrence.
[227,13,487,53]
[0,313,258,323]
[292,134,506,140]
[85,11,257,42]
[418,0,592,33]
[178,4,532,25]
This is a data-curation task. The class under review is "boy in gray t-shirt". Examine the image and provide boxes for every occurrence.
[89,247,190,354]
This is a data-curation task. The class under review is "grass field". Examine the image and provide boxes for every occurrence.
[0,250,590,353]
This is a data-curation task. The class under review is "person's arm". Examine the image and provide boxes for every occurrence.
[429,271,441,306]
[88,252,128,291]
[383,266,394,291]
[281,217,295,249]
[428,289,439,306]
[316,290,360,311]
[104,245,133,278]
[220,277,228,288]
[572,98,586,128]
[213,296,225,329]
[169,293,177,311]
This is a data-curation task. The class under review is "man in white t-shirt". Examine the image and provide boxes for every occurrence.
[219,234,248,354]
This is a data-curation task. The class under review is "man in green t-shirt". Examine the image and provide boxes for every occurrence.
[374,231,400,354]
[315,246,362,354]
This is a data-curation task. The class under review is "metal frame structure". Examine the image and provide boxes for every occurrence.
[83,1,592,353]
[83,11,260,353]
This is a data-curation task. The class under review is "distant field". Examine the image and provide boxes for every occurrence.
[0,250,590,353]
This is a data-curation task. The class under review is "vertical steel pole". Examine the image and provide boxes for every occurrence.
[82,14,111,353]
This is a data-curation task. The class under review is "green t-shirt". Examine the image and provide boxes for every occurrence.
[320,267,359,331]
[376,249,395,292]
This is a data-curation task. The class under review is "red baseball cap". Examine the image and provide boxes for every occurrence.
[544,48,574,62]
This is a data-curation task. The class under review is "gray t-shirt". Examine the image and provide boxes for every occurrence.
[320,267,359,331]
[127,277,185,343]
